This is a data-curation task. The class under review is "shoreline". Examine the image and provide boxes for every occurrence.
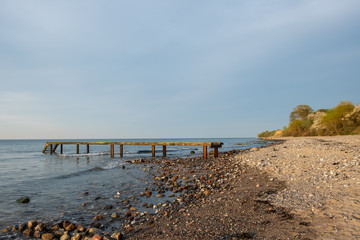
[1,136,359,239]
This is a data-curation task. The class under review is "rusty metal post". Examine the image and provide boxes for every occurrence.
[76,144,79,154]
[50,144,53,155]
[163,145,166,157]
[120,145,123,157]
[203,146,207,159]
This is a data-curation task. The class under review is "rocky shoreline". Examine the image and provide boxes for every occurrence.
[1,136,359,239]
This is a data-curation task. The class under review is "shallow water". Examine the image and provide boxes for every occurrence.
[0,138,272,229]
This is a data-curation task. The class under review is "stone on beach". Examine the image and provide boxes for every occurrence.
[28,220,37,229]
[111,232,123,240]
[41,232,54,240]
[91,234,102,240]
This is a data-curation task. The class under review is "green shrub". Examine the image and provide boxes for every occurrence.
[321,101,354,135]
[258,101,359,137]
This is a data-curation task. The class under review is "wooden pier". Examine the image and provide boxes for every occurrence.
[42,141,223,159]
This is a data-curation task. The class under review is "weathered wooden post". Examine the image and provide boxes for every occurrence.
[203,146,207,159]
[53,144,59,152]
[152,145,155,157]
[163,145,166,157]
[111,145,114,158]
[60,144,63,154]
[76,144,79,154]
[214,147,218,158]
[87,145,90,154]
[50,144,53,155]
[120,145,123,157]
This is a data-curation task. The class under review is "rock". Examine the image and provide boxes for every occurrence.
[34,231,41,238]
[104,205,113,210]
[171,176,179,182]
[60,232,70,240]
[18,224,26,231]
[64,223,75,231]
[110,213,118,219]
[35,222,45,231]
[41,233,54,240]
[124,211,132,217]
[50,224,60,231]
[125,225,133,232]
[250,148,259,151]
[23,229,34,237]
[94,215,105,221]
[62,220,71,229]
[88,228,101,235]
[111,232,124,240]
[204,190,211,196]
[71,232,82,240]
[190,151,195,154]
[76,224,85,232]
[1,228,9,233]
[16,196,30,203]
[92,235,102,240]
[28,220,37,229]
[90,222,101,228]
[145,191,152,197]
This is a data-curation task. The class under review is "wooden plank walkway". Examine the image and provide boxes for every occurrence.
[42,141,223,159]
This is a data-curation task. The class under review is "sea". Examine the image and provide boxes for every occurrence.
[0,138,273,232]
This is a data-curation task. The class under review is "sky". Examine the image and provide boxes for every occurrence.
[1,0,360,139]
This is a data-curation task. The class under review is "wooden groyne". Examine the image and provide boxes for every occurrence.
[42,141,223,159]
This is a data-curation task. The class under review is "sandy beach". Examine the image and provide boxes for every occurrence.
[129,136,359,240]
[1,136,359,240]
[239,136,360,240]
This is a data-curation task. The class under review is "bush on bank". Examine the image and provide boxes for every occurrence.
[258,101,360,138]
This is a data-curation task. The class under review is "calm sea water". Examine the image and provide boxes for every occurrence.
[0,138,272,229]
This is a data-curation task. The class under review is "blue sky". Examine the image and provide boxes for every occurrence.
[1,0,360,139]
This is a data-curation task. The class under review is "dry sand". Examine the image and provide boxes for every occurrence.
[238,135,360,239]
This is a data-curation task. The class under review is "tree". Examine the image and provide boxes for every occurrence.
[290,105,314,122]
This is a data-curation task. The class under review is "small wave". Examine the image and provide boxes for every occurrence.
[125,151,138,154]
[103,161,126,169]
[51,167,105,180]
[59,152,109,157]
